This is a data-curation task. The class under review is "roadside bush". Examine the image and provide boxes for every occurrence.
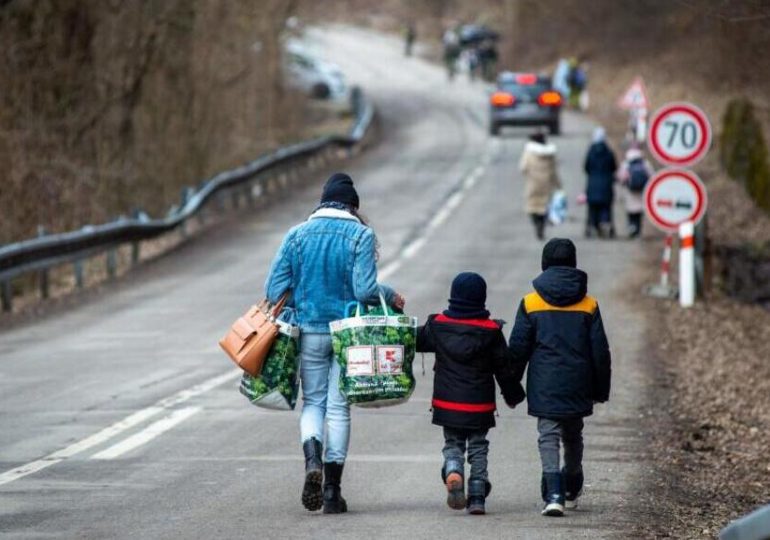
[721,98,770,212]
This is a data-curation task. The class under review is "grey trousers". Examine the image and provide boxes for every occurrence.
[537,417,584,474]
[442,427,490,481]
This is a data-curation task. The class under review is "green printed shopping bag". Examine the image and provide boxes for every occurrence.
[329,295,418,408]
[239,310,300,411]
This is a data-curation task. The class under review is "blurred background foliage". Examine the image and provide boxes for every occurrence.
[0,0,300,243]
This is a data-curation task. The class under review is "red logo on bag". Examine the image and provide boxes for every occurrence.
[376,346,404,374]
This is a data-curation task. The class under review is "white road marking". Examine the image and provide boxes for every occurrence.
[165,454,442,463]
[92,407,201,460]
[377,153,494,281]
[0,369,239,486]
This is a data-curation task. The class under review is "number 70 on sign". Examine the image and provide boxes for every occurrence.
[649,102,712,167]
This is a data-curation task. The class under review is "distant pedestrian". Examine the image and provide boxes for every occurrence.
[265,172,406,514]
[583,127,617,238]
[404,23,416,57]
[509,238,612,517]
[416,272,524,515]
[616,147,653,238]
[520,132,562,240]
[442,27,461,81]
[566,59,586,109]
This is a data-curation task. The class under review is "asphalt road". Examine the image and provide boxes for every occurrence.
[0,27,649,539]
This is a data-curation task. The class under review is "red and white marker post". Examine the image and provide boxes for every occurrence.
[679,222,695,307]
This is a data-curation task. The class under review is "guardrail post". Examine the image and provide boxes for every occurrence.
[37,226,49,300]
[1,280,12,312]
[131,209,144,265]
[244,185,254,207]
[106,249,117,280]
[230,190,239,210]
[73,260,85,288]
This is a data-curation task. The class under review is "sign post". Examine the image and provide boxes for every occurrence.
[617,77,649,144]
[645,102,711,304]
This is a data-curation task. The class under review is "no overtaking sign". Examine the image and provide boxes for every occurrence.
[644,168,708,232]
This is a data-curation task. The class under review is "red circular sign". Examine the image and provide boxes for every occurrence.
[644,168,708,232]
[649,102,712,167]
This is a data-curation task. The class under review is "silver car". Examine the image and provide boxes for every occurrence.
[489,72,562,136]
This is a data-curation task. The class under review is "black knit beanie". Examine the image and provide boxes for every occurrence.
[542,238,577,270]
[443,272,490,319]
[321,172,359,209]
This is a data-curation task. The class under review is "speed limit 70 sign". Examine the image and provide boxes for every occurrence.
[649,102,712,167]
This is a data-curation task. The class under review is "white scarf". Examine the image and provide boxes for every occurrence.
[307,207,361,223]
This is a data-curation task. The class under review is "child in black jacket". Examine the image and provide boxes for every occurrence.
[509,239,611,517]
[417,272,525,515]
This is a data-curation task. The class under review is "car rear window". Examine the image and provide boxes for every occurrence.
[500,83,550,99]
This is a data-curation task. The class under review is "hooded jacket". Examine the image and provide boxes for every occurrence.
[417,314,525,430]
[584,141,617,205]
[509,267,611,418]
[519,141,561,215]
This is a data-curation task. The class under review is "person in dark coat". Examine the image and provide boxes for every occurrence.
[583,127,618,238]
[417,272,524,515]
[509,239,611,517]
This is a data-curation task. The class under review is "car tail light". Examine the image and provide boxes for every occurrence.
[491,92,515,107]
[538,91,562,106]
[515,73,537,85]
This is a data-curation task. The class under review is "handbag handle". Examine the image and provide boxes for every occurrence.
[263,292,289,320]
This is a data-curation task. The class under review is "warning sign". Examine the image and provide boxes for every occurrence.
[617,77,649,110]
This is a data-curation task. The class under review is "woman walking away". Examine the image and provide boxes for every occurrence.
[616,147,653,238]
[583,127,617,238]
[520,132,562,240]
[265,172,405,514]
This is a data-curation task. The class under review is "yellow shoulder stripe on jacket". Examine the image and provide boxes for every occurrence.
[523,292,598,315]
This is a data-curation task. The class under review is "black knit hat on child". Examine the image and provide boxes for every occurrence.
[321,172,360,209]
[541,238,577,270]
[443,272,491,319]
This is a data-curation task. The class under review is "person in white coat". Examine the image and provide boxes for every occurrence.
[520,133,562,240]
[616,147,654,238]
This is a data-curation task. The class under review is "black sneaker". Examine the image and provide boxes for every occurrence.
[541,472,565,517]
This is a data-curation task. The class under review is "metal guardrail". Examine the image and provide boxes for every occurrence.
[719,504,770,540]
[0,88,374,312]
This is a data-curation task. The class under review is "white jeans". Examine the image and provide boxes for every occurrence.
[299,333,350,463]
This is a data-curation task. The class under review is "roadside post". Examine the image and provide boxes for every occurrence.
[679,221,695,307]
[617,77,649,145]
[645,102,712,305]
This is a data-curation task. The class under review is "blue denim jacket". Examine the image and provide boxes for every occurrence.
[265,208,394,333]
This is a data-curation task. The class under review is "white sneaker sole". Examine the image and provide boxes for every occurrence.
[542,502,565,516]
[565,499,579,510]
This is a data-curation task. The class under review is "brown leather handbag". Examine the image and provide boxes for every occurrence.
[219,293,289,376]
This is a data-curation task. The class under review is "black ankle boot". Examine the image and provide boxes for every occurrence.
[301,438,323,511]
[467,479,490,515]
[323,462,348,514]
[562,467,584,509]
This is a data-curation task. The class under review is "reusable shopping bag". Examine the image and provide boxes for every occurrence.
[239,308,300,411]
[330,295,417,408]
